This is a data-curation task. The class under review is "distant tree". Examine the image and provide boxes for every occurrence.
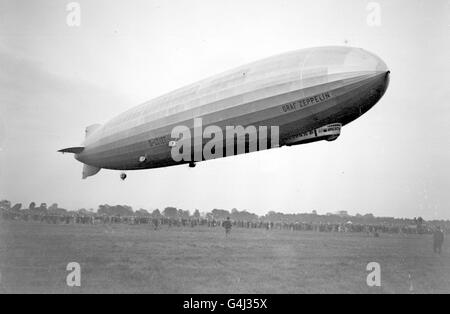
[152,209,162,218]
[11,203,22,211]
[50,207,68,215]
[118,205,130,216]
[29,202,36,211]
[49,203,58,211]
[263,211,283,222]
[163,207,178,219]
[97,204,110,215]
[312,210,318,215]
[177,209,190,219]
[193,209,201,219]
[416,216,425,234]
[97,204,133,216]
[211,209,230,220]
[0,200,11,210]
[336,210,349,217]
[39,203,47,212]
[231,209,258,221]
[122,205,134,216]
[363,213,375,219]
[135,208,150,217]
[77,208,91,215]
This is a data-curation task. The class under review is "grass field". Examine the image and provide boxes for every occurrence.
[0,220,449,294]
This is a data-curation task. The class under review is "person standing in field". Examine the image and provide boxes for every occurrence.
[223,217,232,237]
[433,226,444,254]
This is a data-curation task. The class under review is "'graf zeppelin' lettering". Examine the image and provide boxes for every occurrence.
[148,135,169,147]
[281,92,331,113]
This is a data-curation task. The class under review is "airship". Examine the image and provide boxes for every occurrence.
[59,46,390,179]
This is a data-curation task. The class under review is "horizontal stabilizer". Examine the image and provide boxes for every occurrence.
[82,164,101,179]
[58,147,84,154]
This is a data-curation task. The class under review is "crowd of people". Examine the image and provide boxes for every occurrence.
[1,207,448,237]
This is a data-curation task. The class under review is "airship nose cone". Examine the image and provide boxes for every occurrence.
[343,47,388,73]
[305,46,389,75]
[347,48,390,97]
[382,70,391,97]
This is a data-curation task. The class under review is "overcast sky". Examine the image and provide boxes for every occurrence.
[0,0,449,219]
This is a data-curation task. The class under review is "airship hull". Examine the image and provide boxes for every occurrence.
[67,46,390,175]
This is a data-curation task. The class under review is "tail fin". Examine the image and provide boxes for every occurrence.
[82,164,101,179]
[59,123,102,179]
[81,124,102,178]
[85,124,101,138]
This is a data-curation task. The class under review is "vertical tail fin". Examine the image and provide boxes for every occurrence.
[59,123,102,179]
[85,124,101,138]
[82,164,101,179]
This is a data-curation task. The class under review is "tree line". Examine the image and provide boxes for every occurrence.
[0,199,447,226]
